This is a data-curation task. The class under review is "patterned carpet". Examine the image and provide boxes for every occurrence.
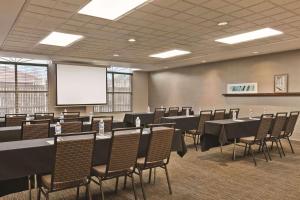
[2,139,300,200]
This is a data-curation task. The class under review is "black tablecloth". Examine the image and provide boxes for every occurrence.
[161,115,199,132]
[201,118,260,151]
[123,112,154,126]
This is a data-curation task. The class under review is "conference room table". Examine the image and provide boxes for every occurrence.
[201,118,261,151]
[0,128,186,196]
[161,115,199,132]
[0,121,125,143]
[0,115,91,127]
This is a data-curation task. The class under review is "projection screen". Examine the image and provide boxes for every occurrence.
[56,64,107,105]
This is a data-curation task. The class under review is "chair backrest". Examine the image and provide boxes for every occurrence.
[181,107,192,115]
[34,113,54,123]
[270,112,287,137]
[168,107,179,117]
[213,109,226,120]
[145,124,175,165]
[153,108,166,123]
[51,132,96,190]
[5,114,27,126]
[229,108,240,119]
[21,120,50,140]
[63,117,84,122]
[91,116,113,132]
[255,114,274,140]
[197,110,213,134]
[61,121,83,134]
[63,112,80,119]
[106,127,142,175]
[284,111,300,135]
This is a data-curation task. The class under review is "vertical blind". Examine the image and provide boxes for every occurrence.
[94,72,132,113]
[0,62,48,114]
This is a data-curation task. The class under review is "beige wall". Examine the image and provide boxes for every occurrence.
[48,64,149,121]
[149,50,300,141]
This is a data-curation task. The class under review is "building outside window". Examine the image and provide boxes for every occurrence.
[0,57,49,114]
[94,66,133,113]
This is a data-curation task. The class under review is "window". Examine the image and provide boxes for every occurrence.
[0,61,48,114]
[94,67,132,113]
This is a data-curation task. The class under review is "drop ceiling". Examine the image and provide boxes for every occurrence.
[1,0,300,71]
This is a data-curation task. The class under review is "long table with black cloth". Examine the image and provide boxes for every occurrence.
[0,128,186,196]
[201,118,261,151]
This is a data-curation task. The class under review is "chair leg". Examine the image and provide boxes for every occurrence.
[261,142,268,162]
[153,168,156,184]
[28,175,31,200]
[243,144,248,157]
[131,174,138,200]
[98,177,105,200]
[249,146,257,166]
[287,137,295,154]
[232,138,236,160]
[148,168,152,183]
[76,186,80,200]
[138,169,146,200]
[123,175,127,189]
[164,165,172,195]
[264,141,272,161]
[275,140,282,158]
[37,188,41,200]
[271,141,274,150]
[86,184,91,200]
[193,135,198,151]
[278,139,286,156]
[115,177,119,193]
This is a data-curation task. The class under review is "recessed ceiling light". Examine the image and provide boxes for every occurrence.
[39,32,83,47]
[201,60,207,63]
[215,28,283,44]
[150,49,191,59]
[78,0,149,21]
[217,21,228,26]
[252,51,259,54]
[113,54,120,57]
[128,38,136,42]
[132,68,141,71]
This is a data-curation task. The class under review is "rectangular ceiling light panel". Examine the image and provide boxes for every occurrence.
[78,0,149,20]
[215,28,283,44]
[149,49,191,59]
[40,32,83,47]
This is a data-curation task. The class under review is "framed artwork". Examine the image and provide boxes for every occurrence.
[274,74,288,93]
[227,83,258,94]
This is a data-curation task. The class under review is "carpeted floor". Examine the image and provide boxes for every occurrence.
[2,139,300,200]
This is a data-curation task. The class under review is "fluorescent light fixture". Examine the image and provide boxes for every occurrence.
[40,32,83,47]
[215,28,283,44]
[78,0,149,20]
[128,38,136,42]
[217,21,228,26]
[113,54,120,57]
[149,49,191,59]
[131,68,142,71]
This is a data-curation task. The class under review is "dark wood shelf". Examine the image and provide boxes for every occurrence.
[223,92,300,97]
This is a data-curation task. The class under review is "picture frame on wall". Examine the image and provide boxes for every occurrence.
[227,82,258,94]
[274,74,288,93]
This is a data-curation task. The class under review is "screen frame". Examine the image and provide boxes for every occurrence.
[55,63,108,106]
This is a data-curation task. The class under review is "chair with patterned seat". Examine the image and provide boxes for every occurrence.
[168,107,179,117]
[213,109,226,120]
[91,116,113,133]
[61,121,83,134]
[21,120,50,140]
[5,114,27,127]
[186,110,212,151]
[280,111,300,154]
[181,106,192,116]
[92,127,142,200]
[63,112,80,119]
[234,114,273,166]
[153,108,166,124]
[135,123,175,200]
[34,113,55,123]
[37,132,96,200]
[228,108,240,119]
[266,112,287,158]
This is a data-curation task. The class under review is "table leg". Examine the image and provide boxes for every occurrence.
[232,138,236,161]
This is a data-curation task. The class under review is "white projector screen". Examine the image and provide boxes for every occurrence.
[56,64,107,105]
